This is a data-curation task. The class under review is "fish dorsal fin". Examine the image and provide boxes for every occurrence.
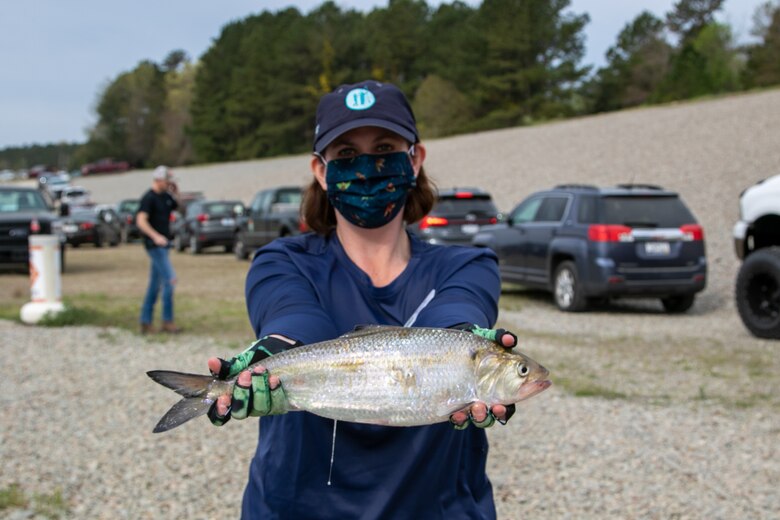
[340,324,404,339]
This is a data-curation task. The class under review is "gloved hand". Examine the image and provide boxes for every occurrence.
[449,323,518,430]
[207,335,300,426]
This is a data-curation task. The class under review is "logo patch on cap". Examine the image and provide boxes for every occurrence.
[345,88,375,111]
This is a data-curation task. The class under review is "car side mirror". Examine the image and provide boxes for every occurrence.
[60,203,70,217]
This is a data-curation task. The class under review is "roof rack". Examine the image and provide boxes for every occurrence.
[615,183,664,190]
[554,184,598,191]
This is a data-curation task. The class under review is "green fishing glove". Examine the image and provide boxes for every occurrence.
[449,323,518,429]
[208,335,301,427]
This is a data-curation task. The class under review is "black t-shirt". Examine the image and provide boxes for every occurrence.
[138,189,178,249]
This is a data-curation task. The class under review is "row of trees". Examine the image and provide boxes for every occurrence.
[3,0,780,171]
[587,0,780,112]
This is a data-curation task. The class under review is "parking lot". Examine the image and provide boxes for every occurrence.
[1,90,779,517]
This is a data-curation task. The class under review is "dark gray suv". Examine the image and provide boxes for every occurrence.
[473,184,707,312]
[409,188,499,246]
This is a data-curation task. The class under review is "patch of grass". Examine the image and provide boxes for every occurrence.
[32,489,68,519]
[6,293,253,343]
[0,485,68,519]
[572,384,627,400]
[38,305,95,326]
[552,376,628,400]
[0,483,27,509]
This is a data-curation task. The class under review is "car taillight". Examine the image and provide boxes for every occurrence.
[80,222,94,230]
[169,213,177,222]
[588,224,634,242]
[30,218,41,233]
[489,217,497,224]
[126,215,133,224]
[298,220,309,233]
[197,213,209,223]
[680,224,704,241]
[419,216,449,230]
[454,192,473,199]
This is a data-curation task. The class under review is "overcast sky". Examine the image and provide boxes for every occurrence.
[0,0,764,149]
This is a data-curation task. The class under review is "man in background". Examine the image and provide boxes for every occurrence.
[136,165,181,334]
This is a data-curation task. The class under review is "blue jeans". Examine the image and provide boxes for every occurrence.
[140,246,176,324]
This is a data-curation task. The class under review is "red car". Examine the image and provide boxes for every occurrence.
[80,159,130,176]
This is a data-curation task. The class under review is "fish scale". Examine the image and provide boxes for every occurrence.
[148,326,551,432]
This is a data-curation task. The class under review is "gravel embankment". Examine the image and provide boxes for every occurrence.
[1,320,777,519]
[2,90,779,518]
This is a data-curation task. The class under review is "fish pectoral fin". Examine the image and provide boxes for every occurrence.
[153,397,213,433]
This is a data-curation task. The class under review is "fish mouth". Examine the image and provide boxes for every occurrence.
[516,379,552,401]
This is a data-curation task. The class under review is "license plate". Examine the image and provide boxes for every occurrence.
[645,241,670,255]
[63,225,78,233]
[461,224,479,234]
[220,218,235,227]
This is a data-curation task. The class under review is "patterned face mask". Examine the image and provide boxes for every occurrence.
[324,150,417,229]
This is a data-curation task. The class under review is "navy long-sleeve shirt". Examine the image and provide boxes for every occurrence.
[242,232,501,519]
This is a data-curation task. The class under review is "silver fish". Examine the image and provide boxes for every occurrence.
[148,325,551,432]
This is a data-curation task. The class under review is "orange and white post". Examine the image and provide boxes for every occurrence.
[20,235,64,324]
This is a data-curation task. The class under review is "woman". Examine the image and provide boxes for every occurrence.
[208,80,517,519]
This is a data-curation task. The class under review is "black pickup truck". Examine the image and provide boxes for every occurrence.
[0,185,67,272]
[234,186,304,260]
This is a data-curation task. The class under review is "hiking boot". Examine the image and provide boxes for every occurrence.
[162,321,182,334]
[140,323,157,335]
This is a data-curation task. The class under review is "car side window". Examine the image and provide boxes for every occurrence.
[252,192,270,214]
[577,196,597,223]
[534,197,569,222]
[511,198,542,225]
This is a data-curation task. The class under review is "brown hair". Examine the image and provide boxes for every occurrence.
[302,167,436,235]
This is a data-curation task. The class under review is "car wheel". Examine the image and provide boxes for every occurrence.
[735,247,780,339]
[661,294,695,313]
[189,235,201,255]
[94,233,103,248]
[234,238,249,260]
[553,261,587,312]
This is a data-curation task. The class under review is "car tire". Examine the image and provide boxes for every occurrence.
[553,261,587,312]
[234,238,249,260]
[174,234,185,252]
[735,246,780,339]
[94,233,103,248]
[661,294,695,313]
[189,235,201,255]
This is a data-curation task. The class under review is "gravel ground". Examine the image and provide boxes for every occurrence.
[2,91,779,518]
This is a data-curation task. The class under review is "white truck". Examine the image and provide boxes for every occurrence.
[733,174,780,338]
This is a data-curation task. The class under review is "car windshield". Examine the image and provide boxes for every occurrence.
[205,202,242,217]
[0,189,49,212]
[433,197,497,217]
[598,196,696,227]
[118,200,140,213]
[276,190,302,205]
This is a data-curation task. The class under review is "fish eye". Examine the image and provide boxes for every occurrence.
[517,363,529,377]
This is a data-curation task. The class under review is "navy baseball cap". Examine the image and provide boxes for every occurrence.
[313,80,419,153]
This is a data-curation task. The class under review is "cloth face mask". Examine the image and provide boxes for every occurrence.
[325,150,417,229]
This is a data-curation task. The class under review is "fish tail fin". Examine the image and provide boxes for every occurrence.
[152,397,213,433]
[147,370,213,397]
[147,370,217,433]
